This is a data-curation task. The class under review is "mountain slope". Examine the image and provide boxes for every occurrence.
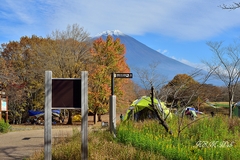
[93,30,216,86]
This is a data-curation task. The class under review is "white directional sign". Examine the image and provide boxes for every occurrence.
[115,73,133,78]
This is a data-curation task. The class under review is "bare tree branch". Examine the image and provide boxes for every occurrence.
[204,41,240,118]
[220,2,240,10]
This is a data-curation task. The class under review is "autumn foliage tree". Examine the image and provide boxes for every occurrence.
[163,74,222,110]
[47,24,91,78]
[0,56,26,123]
[0,24,92,124]
[164,74,199,107]
[47,24,91,124]
[0,36,53,122]
[88,35,131,123]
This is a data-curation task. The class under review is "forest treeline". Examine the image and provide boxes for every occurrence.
[0,24,236,124]
[0,24,137,124]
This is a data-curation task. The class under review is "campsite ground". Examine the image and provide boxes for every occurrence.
[0,114,120,160]
[0,106,229,160]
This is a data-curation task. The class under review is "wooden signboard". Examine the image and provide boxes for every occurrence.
[52,79,81,109]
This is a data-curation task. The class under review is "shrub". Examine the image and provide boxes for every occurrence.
[0,119,11,133]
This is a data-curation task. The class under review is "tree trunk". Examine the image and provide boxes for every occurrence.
[229,88,233,118]
[67,110,73,125]
[150,86,172,135]
[98,114,102,122]
[93,113,97,124]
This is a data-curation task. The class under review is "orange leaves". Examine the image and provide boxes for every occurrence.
[90,35,129,73]
[88,35,131,113]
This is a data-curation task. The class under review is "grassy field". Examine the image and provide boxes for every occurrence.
[117,115,240,160]
[27,102,240,160]
[28,128,167,160]
[200,102,229,115]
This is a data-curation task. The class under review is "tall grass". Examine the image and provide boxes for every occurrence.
[117,115,240,160]
[28,129,166,160]
[28,115,240,160]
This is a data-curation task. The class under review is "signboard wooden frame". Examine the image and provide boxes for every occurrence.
[44,71,88,160]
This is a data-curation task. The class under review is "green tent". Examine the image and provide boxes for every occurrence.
[123,96,172,121]
[233,101,240,117]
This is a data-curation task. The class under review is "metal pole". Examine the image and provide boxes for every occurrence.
[109,95,116,137]
[81,71,88,160]
[111,73,114,95]
[110,72,116,137]
[44,71,52,160]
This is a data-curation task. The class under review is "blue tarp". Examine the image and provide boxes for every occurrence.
[28,110,43,116]
[185,107,203,114]
[28,109,60,117]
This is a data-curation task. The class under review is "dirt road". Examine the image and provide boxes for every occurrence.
[0,126,80,160]
[0,114,120,160]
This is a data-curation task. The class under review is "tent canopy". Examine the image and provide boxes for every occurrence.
[235,101,240,107]
[28,109,60,118]
[124,96,172,121]
[131,96,158,112]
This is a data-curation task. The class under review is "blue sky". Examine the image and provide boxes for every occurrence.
[1,0,240,68]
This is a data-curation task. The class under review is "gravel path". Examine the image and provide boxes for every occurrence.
[0,114,120,160]
[0,114,115,160]
[0,126,80,160]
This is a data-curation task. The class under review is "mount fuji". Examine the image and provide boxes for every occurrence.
[93,30,218,86]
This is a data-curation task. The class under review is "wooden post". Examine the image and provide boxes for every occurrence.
[0,94,1,120]
[81,71,88,160]
[44,71,52,160]
[6,96,8,122]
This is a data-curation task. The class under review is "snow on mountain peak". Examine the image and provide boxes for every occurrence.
[95,30,125,37]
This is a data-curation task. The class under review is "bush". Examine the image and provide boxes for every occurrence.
[0,119,11,133]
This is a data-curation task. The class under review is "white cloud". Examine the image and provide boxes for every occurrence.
[179,59,200,68]
[0,1,55,42]
[1,0,240,43]
[157,49,168,55]
[171,56,207,70]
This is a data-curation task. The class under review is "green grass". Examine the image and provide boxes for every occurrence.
[117,115,240,160]
[213,102,230,108]
[28,128,166,160]
[200,102,229,115]
[28,112,240,160]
